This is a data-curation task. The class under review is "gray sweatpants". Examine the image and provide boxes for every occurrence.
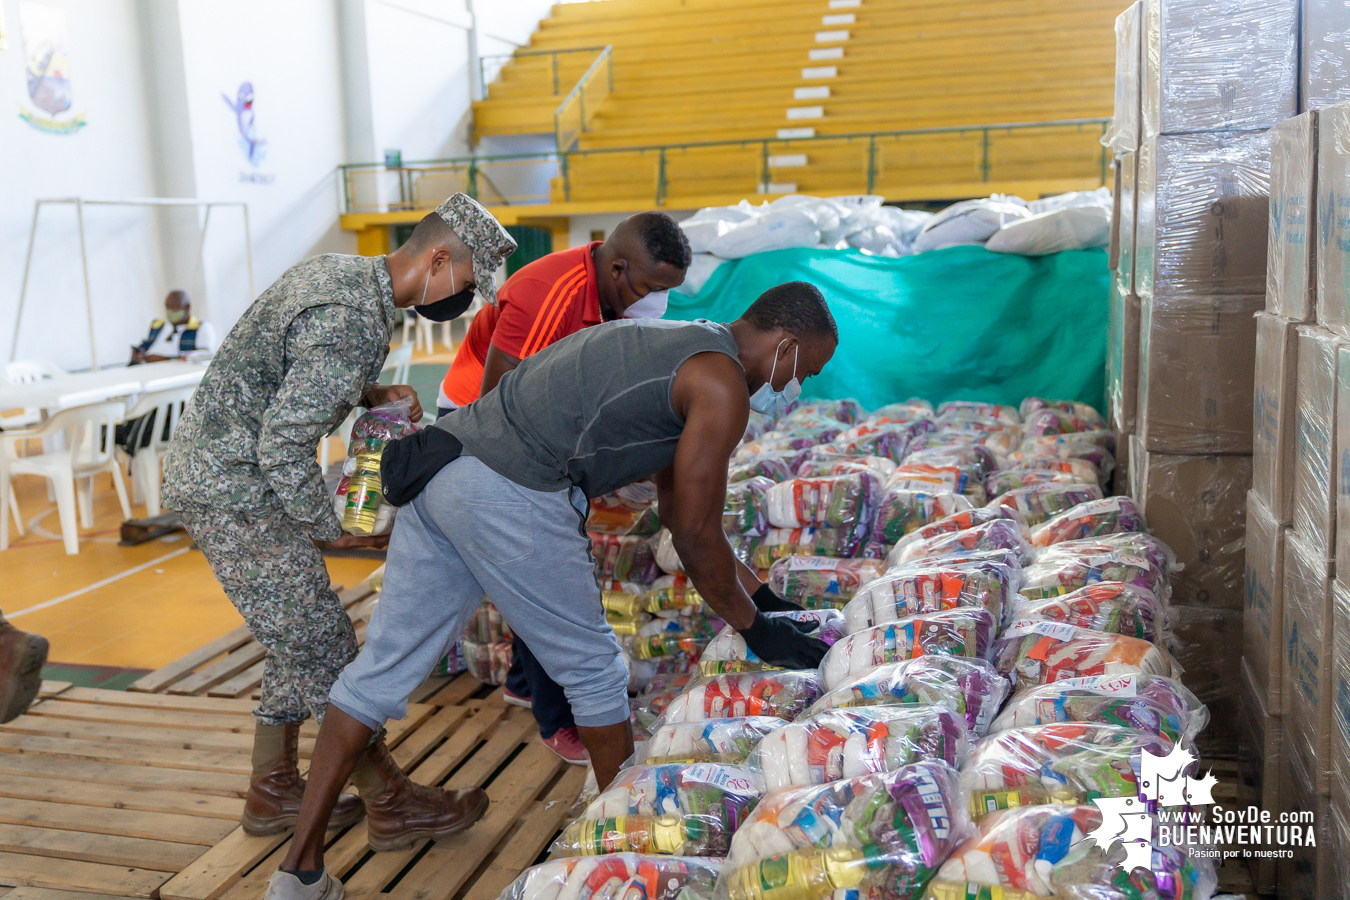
[329,455,630,732]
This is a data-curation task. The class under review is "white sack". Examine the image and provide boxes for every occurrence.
[984,206,1111,256]
[912,196,1030,253]
[709,206,821,258]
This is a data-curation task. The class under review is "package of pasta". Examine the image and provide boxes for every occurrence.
[751,523,874,568]
[723,477,774,536]
[925,805,1218,900]
[1018,398,1106,427]
[751,706,968,791]
[1009,583,1164,643]
[555,763,766,857]
[808,656,1011,738]
[885,463,985,503]
[634,717,785,767]
[988,674,1208,745]
[889,518,1034,568]
[1017,551,1170,604]
[990,619,1179,689]
[961,722,1173,822]
[658,671,822,725]
[766,556,888,610]
[594,533,662,583]
[500,855,722,900]
[795,451,898,480]
[700,609,847,675]
[590,481,662,536]
[461,638,513,685]
[823,607,997,687]
[870,489,974,546]
[888,506,1028,556]
[867,399,935,424]
[728,453,797,485]
[843,556,1021,633]
[986,483,1104,527]
[1028,497,1147,548]
[765,473,881,529]
[983,467,1092,498]
[936,400,1021,425]
[718,760,973,900]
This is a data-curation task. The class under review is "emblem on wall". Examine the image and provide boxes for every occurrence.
[18,2,86,135]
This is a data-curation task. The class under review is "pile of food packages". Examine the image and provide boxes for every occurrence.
[481,396,1218,900]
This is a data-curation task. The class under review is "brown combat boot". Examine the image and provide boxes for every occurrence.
[0,617,47,724]
[241,722,366,836]
[351,739,489,852]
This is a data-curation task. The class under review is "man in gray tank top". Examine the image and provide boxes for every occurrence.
[268,283,837,898]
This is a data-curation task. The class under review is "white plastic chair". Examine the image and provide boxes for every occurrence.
[1,400,131,555]
[119,384,196,517]
[400,312,437,354]
[0,359,65,432]
[319,342,417,475]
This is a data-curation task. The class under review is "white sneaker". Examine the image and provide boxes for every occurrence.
[263,868,343,900]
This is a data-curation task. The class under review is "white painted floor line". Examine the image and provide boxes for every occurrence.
[8,546,193,619]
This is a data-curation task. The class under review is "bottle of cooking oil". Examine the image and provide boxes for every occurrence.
[342,450,383,534]
[632,632,698,660]
[559,814,700,855]
[602,591,644,619]
[725,846,869,900]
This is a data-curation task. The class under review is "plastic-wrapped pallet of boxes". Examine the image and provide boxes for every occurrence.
[1104,0,1142,156]
[1302,0,1350,113]
[1333,577,1350,815]
[1141,0,1297,138]
[1268,110,1319,324]
[1243,490,1287,715]
[1115,150,1138,295]
[1321,104,1350,337]
[1107,284,1140,440]
[1282,532,1334,795]
[1252,312,1301,524]
[1293,326,1344,558]
[1238,638,1283,894]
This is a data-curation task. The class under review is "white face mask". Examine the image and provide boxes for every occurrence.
[748,339,801,416]
[622,290,669,320]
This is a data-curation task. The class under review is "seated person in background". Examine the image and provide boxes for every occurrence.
[130,290,217,364]
[435,212,690,765]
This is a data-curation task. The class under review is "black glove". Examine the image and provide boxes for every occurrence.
[752,583,803,613]
[740,611,829,670]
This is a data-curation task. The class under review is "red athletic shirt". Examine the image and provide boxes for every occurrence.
[439,242,603,408]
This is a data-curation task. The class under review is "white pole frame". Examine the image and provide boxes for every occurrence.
[9,197,255,371]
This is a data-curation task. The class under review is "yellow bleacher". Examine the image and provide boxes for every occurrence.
[479,0,1122,207]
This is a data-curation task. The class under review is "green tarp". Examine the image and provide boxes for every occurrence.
[666,245,1112,413]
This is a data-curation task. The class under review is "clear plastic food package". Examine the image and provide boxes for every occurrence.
[996,455,1105,488]
[590,482,662,536]
[984,467,1094,499]
[844,557,1021,633]
[991,619,1178,689]
[718,761,973,900]
[905,445,999,477]
[556,762,766,857]
[795,452,897,480]
[767,557,888,610]
[808,656,1011,738]
[819,608,998,691]
[867,400,935,424]
[870,490,974,546]
[888,507,1027,557]
[1047,533,1177,575]
[635,717,785,766]
[701,609,847,675]
[813,427,912,463]
[498,855,721,900]
[1028,497,1147,548]
[1019,398,1105,426]
[658,671,823,725]
[961,722,1173,822]
[765,473,881,529]
[925,805,1217,900]
[1008,583,1164,643]
[333,399,419,536]
[729,453,797,485]
[751,706,969,790]
[725,477,774,535]
[594,533,662,583]
[887,463,987,504]
[751,523,874,568]
[1017,551,1169,603]
[1022,409,1107,438]
[936,401,1021,425]
[987,484,1104,527]
[461,637,513,685]
[889,518,1034,567]
[988,674,1208,745]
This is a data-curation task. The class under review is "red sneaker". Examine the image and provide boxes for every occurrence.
[502,686,532,709]
[542,726,588,765]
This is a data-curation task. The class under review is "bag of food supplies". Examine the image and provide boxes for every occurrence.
[555,763,765,857]
[984,467,1093,498]
[590,482,662,536]
[751,523,874,568]
[998,455,1105,488]
[700,609,847,675]
[718,761,973,900]
[1022,408,1108,438]
[888,506,1027,557]
[870,490,974,545]
[1028,497,1147,548]
[1009,583,1165,643]
[499,855,721,900]
[807,656,1011,738]
[634,676,699,733]
[1018,398,1106,425]
[594,533,662,583]
[867,399,935,424]
[812,428,912,463]
[926,805,1218,900]
[904,445,999,478]
[657,671,822,725]
[728,453,797,484]
[766,557,887,610]
[795,451,897,480]
[991,618,1179,689]
[783,398,865,426]
[960,722,1174,822]
[988,674,1208,745]
[819,608,998,691]
[634,717,785,767]
[888,518,1034,568]
[331,398,419,536]
[1045,533,1178,575]
[1017,550,1170,604]
[843,556,1022,633]
[886,463,987,504]
[461,637,512,684]
[986,483,1104,527]
[1011,435,1116,479]
[749,706,969,791]
[765,473,881,529]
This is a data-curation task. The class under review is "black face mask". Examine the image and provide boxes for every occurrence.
[417,287,476,322]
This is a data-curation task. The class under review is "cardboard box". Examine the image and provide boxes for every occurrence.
[1127,433,1145,500]
[1108,287,1140,434]
[1279,742,1332,898]
[1252,312,1301,522]
[1115,151,1138,293]
[1169,604,1242,754]
[1330,795,1350,899]
[1282,532,1334,795]
[1133,452,1250,608]
[1337,344,1350,578]
[1141,0,1297,138]
[1246,490,1287,711]
[1111,429,1132,498]
[1332,577,1350,806]
[1269,111,1319,322]
[1238,656,1281,894]
[1135,131,1271,301]
[1319,104,1350,340]
[1137,293,1262,454]
[1302,0,1350,113]
[1292,326,1344,556]
[1109,159,1123,272]
[1106,1,1142,154]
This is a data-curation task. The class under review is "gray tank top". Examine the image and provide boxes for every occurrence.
[437,319,741,498]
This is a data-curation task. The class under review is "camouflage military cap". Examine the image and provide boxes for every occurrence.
[433,193,517,305]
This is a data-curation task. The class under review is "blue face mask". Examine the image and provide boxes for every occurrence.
[748,339,801,416]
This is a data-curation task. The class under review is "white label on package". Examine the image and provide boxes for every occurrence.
[1054,674,1139,698]
[788,556,844,571]
[1002,618,1080,641]
[681,764,762,795]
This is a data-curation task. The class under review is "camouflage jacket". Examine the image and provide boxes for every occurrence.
[163,254,396,541]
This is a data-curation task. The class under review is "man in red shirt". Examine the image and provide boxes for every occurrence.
[435,212,690,763]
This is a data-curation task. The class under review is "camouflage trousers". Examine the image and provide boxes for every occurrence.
[177,505,357,726]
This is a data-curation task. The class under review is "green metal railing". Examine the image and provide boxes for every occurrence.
[337,117,1111,213]
[553,46,613,152]
[477,45,611,101]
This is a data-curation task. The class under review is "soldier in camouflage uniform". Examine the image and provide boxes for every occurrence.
[163,194,516,856]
